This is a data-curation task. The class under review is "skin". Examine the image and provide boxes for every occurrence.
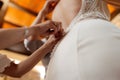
[2,32,63,77]
[0,20,60,49]
[4,0,118,78]
[51,0,120,80]
[0,20,63,77]
[52,0,81,30]
[25,0,61,52]
[29,0,60,40]
[52,0,120,30]
[0,0,64,77]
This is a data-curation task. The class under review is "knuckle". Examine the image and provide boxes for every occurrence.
[47,20,52,24]
[48,20,52,23]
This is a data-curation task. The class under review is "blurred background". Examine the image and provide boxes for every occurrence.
[0,0,119,80]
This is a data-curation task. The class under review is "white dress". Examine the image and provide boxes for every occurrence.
[45,19,120,80]
[45,0,120,80]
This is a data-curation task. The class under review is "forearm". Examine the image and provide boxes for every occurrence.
[3,44,49,77]
[29,10,45,39]
[17,46,48,76]
[2,28,63,77]
[31,10,45,26]
[0,27,34,49]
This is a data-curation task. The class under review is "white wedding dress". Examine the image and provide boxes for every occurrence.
[45,0,120,80]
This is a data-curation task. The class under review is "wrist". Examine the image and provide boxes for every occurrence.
[40,9,47,16]
[24,27,36,38]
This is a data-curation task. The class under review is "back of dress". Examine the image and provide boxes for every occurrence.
[45,0,120,80]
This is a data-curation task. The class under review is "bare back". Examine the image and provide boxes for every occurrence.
[46,0,120,80]
[52,0,81,29]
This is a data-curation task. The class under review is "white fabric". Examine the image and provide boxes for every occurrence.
[69,0,110,29]
[45,19,120,80]
[45,0,119,80]
[0,54,11,73]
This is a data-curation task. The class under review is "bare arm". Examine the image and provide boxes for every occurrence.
[2,26,64,77]
[0,21,59,50]
[0,1,49,49]
[0,27,34,49]
[2,40,54,77]
[31,10,45,26]
[24,0,60,53]
[31,0,60,26]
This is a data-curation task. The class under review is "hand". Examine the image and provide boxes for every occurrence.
[32,20,62,38]
[42,0,60,15]
[24,20,63,52]
[42,27,65,53]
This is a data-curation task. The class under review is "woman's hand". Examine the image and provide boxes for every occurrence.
[41,25,65,53]
[31,0,60,26]
[41,0,60,15]
[31,20,62,38]
[24,20,63,52]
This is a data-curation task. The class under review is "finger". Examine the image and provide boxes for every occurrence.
[47,0,56,5]
[53,22,62,34]
[46,21,62,35]
[58,22,62,31]
[55,27,65,39]
[46,23,57,35]
[57,22,63,34]
[45,0,60,13]
[59,28,65,37]
[52,0,60,7]
[49,0,60,7]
